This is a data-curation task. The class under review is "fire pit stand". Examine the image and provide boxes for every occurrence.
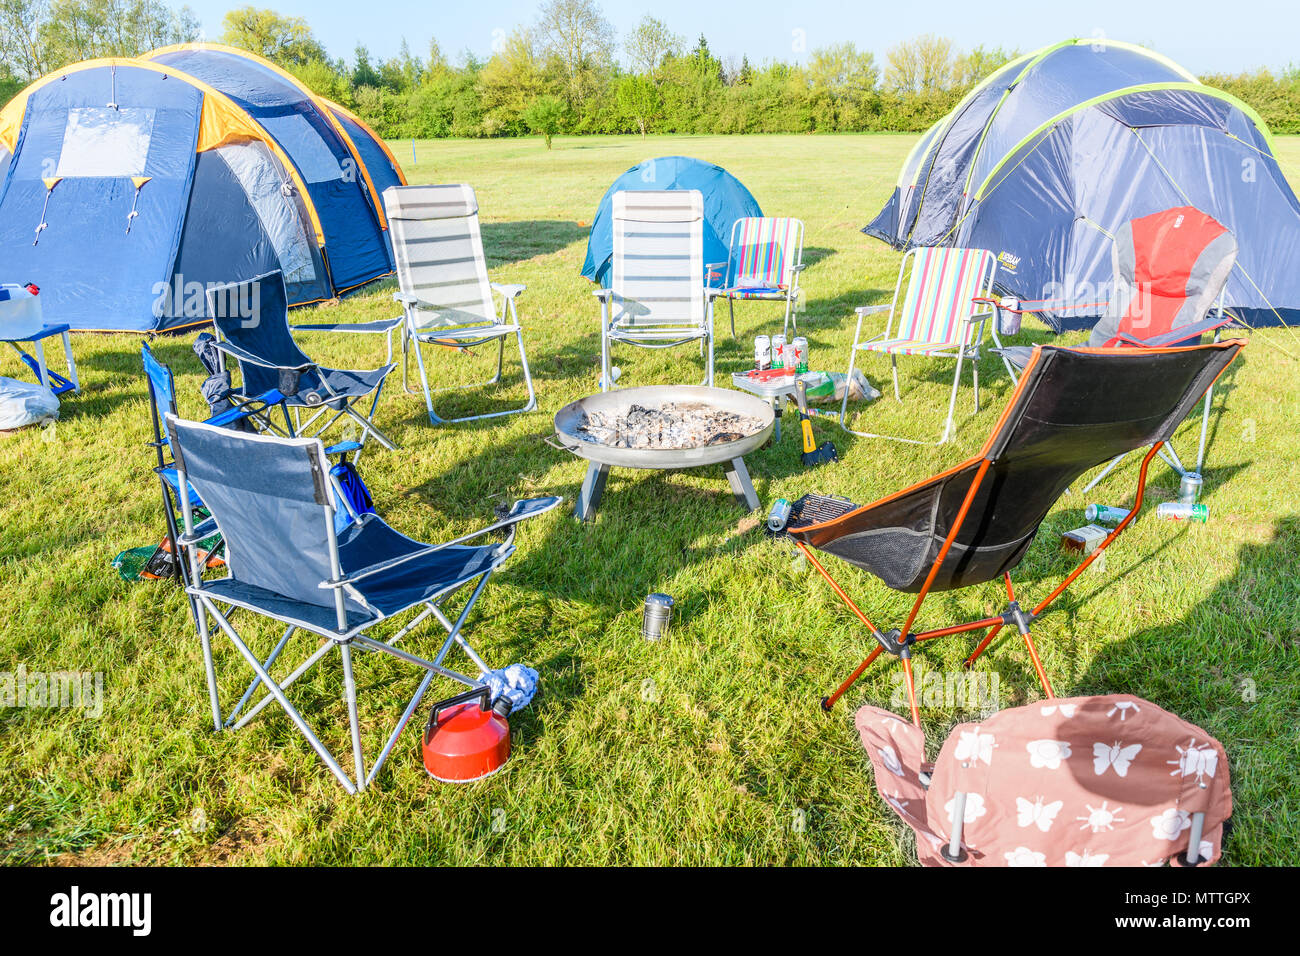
[574,457,759,521]
[552,385,775,522]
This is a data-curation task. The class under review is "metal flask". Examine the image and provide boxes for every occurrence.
[642,593,675,641]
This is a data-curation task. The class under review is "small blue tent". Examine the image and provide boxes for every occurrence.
[0,50,404,332]
[866,38,1300,329]
[582,156,762,287]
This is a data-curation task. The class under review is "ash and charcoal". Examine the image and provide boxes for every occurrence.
[575,402,765,449]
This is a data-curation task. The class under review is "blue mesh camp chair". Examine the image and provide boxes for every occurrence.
[141,342,292,589]
[168,414,560,793]
[142,344,369,589]
[206,270,398,457]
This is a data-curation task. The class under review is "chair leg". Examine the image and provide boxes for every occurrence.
[516,327,538,413]
[1020,625,1055,699]
[226,623,295,726]
[1080,453,1127,495]
[401,324,414,394]
[340,641,366,792]
[600,323,612,393]
[706,320,715,388]
[411,334,444,424]
[972,353,980,413]
[196,603,223,733]
[342,403,398,452]
[1195,381,1215,475]
[206,603,357,793]
[366,668,437,788]
[941,791,969,863]
[490,335,505,386]
[938,353,965,445]
[728,297,736,340]
[891,355,901,402]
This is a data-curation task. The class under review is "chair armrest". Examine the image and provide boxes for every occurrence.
[291,317,403,334]
[203,387,287,428]
[491,282,526,299]
[210,338,312,373]
[855,304,892,317]
[1116,324,1219,349]
[393,291,420,306]
[321,496,564,588]
[593,289,614,301]
[792,263,807,273]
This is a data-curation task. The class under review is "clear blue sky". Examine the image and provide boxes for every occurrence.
[184,0,1300,75]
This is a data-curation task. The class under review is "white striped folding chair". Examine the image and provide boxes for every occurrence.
[708,217,805,339]
[595,190,719,390]
[383,183,536,425]
[841,247,1003,445]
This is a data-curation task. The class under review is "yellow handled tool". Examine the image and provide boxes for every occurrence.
[795,379,839,467]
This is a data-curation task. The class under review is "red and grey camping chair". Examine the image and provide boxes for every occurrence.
[707,217,805,339]
[998,206,1240,492]
[856,693,1232,866]
[596,190,720,390]
[779,341,1242,727]
[841,247,1005,445]
[206,270,398,459]
[168,413,560,793]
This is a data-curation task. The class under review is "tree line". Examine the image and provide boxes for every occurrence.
[3,0,1299,141]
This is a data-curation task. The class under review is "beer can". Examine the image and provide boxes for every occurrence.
[767,497,793,532]
[754,335,771,371]
[1085,504,1131,525]
[1156,502,1209,523]
[791,336,809,372]
[1178,472,1204,504]
[772,333,787,369]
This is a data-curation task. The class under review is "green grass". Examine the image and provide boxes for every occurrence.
[2,133,1298,866]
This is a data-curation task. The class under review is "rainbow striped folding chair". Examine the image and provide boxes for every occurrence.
[842,247,1003,445]
[708,217,805,339]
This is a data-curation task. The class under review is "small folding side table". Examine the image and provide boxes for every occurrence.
[0,284,79,395]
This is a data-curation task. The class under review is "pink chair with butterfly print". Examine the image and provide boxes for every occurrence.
[856,694,1232,867]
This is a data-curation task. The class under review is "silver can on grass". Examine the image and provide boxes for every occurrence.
[642,593,675,641]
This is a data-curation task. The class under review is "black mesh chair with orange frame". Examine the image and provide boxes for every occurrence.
[778,341,1243,725]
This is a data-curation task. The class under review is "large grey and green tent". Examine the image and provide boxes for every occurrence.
[866,38,1300,329]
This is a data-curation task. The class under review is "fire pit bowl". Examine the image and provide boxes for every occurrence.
[552,385,775,520]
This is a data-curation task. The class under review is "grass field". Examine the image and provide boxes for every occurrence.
[2,133,1298,866]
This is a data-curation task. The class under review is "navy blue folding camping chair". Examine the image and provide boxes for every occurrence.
[205,270,398,457]
[169,414,560,793]
[141,343,297,586]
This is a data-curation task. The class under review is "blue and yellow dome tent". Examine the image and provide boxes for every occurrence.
[866,38,1300,330]
[0,49,405,333]
[581,156,763,288]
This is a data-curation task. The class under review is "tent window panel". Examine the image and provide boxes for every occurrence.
[215,142,317,285]
[256,113,343,184]
[56,107,156,177]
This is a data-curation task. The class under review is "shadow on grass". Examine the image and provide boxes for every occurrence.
[482,220,588,267]
[1070,513,1300,864]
